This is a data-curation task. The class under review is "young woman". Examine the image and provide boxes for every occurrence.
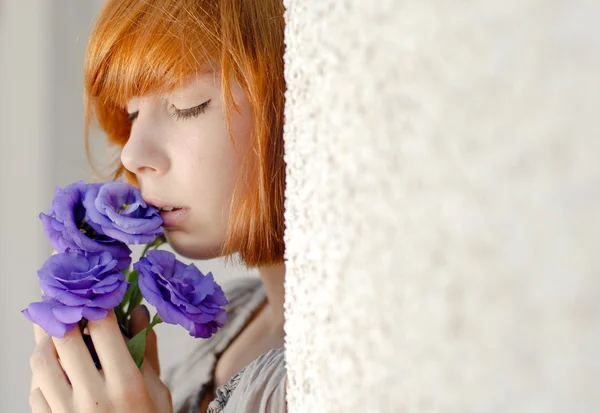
[29,0,288,412]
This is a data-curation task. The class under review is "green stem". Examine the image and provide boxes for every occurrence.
[141,234,166,257]
[124,286,143,332]
[118,235,165,333]
[141,243,153,259]
[149,313,162,329]
[114,305,124,322]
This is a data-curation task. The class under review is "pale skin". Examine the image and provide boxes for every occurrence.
[29,68,286,412]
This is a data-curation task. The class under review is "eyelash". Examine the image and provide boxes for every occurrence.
[125,99,211,124]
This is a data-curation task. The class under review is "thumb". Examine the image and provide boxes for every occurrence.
[130,304,160,375]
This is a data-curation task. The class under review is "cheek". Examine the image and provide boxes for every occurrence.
[173,118,244,217]
[174,116,236,170]
[183,103,253,184]
[166,98,254,256]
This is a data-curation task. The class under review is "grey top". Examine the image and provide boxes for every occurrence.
[162,276,287,413]
[207,348,287,413]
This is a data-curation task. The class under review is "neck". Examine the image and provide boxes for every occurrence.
[257,262,286,333]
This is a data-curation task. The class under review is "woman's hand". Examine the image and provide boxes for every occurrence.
[29,306,172,412]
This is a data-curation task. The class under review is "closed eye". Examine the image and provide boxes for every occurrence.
[125,99,211,124]
[170,99,211,121]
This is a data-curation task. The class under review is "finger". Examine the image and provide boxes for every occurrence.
[30,336,72,412]
[145,326,160,375]
[29,388,52,413]
[52,326,103,392]
[130,305,160,375]
[129,305,149,337]
[140,361,171,409]
[31,325,48,393]
[87,310,140,383]
[30,250,62,391]
[33,324,47,345]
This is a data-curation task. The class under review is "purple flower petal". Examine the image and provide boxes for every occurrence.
[135,250,228,338]
[52,305,86,324]
[39,181,132,269]
[40,282,91,306]
[89,279,122,295]
[88,281,129,309]
[82,307,109,321]
[22,300,78,338]
[83,180,163,245]
[25,251,131,337]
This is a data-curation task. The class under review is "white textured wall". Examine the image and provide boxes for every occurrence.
[283,1,599,412]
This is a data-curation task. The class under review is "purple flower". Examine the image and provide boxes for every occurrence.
[83,180,163,245]
[21,251,129,337]
[134,250,228,338]
[40,181,131,270]
[22,298,106,338]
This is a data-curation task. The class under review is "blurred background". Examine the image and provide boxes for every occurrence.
[0,2,255,411]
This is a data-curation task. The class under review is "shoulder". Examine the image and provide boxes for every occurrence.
[208,347,287,413]
[163,276,267,411]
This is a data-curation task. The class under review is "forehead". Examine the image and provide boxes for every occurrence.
[171,68,220,94]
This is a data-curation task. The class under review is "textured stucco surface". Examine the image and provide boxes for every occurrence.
[282,1,599,412]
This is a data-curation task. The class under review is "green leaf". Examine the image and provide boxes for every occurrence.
[125,313,163,370]
[125,268,137,284]
[131,286,144,310]
[126,328,148,369]
[122,270,139,311]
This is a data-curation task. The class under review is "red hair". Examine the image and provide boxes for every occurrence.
[83,0,286,267]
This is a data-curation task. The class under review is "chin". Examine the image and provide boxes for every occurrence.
[163,229,225,260]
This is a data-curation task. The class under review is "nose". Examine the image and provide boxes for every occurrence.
[120,104,170,177]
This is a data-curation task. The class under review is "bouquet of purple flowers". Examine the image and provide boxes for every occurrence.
[22,180,228,369]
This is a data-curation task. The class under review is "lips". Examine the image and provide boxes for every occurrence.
[142,195,189,228]
[158,207,190,229]
[142,195,183,210]
[157,206,183,212]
